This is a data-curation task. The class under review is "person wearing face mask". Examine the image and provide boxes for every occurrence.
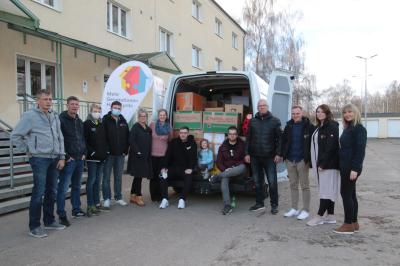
[101,101,130,209]
[83,104,107,216]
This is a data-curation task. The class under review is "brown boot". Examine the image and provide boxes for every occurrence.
[353,222,360,232]
[130,194,137,204]
[333,223,354,235]
[136,196,145,206]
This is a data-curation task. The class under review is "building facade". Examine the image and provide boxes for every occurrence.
[0,0,245,126]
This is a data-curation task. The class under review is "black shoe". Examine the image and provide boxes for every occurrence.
[59,216,71,227]
[209,175,221,184]
[249,203,265,212]
[72,210,86,218]
[221,205,233,215]
[271,206,279,215]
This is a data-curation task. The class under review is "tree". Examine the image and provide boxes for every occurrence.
[243,0,304,82]
[323,79,354,114]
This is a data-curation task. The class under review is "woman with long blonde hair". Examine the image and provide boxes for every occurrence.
[333,104,367,235]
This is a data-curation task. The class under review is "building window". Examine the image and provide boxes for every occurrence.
[160,28,173,56]
[33,0,60,10]
[192,0,202,21]
[215,58,222,71]
[192,46,202,68]
[232,32,238,49]
[17,56,56,97]
[107,1,129,38]
[215,18,223,37]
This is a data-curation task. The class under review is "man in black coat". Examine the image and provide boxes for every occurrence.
[159,126,197,209]
[57,96,86,226]
[102,101,130,209]
[245,99,282,214]
[280,106,314,220]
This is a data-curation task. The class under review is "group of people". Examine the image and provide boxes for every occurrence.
[11,89,367,238]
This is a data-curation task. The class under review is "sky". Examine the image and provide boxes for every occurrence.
[215,0,399,96]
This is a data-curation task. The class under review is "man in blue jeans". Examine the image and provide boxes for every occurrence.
[245,99,283,214]
[57,96,87,226]
[102,101,130,209]
[12,89,66,238]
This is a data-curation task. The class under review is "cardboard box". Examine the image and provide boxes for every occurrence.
[205,101,219,108]
[204,107,224,112]
[176,92,205,111]
[173,111,202,129]
[203,112,239,133]
[203,133,226,145]
[224,104,244,115]
[230,96,249,106]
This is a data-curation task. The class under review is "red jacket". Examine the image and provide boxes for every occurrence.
[216,138,245,171]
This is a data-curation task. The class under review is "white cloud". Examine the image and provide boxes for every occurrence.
[215,0,399,94]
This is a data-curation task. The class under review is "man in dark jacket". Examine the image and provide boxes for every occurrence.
[245,99,282,214]
[159,126,197,209]
[57,96,86,226]
[210,126,247,215]
[280,106,314,220]
[102,101,130,209]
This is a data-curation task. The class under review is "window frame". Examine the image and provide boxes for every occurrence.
[32,0,61,11]
[215,18,223,38]
[16,55,57,98]
[192,0,202,22]
[107,1,130,39]
[232,32,238,49]
[192,45,202,69]
[215,57,223,71]
[159,27,174,57]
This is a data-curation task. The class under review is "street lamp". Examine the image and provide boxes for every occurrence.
[355,54,377,129]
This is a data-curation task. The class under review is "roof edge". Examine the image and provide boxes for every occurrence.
[210,0,246,34]
[10,0,40,28]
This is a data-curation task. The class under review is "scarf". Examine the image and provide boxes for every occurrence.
[155,120,171,136]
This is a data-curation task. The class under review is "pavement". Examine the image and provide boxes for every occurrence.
[0,139,399,266]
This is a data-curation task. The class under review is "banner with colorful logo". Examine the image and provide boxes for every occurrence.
[101,61,154,122]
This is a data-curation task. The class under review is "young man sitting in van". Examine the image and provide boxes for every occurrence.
[159,126,197,209]
[210,126,247,215]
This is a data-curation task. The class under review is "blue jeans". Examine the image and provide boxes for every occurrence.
[251,156,279,207]
[28,157,59,230]
[86,161,104,207]
[102,155,124,200]
[57,159,84,217]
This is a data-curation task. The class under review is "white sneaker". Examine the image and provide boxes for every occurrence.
[178,199,185,209]
[103,199,111,208]
[159,198,169,209]
[116,199,128,206]
[306,215,325,226]
[323,214,336,224]
[284,208,300,217]
[297,210,310,220]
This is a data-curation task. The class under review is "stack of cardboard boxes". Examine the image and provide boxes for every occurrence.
[173,92,250,162]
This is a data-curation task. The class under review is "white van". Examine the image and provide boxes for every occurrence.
[159,70,294,194]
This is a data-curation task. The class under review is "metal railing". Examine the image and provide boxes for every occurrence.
[17,93,100,119]
[0,118,14,189]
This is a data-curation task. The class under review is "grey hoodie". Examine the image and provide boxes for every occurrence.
[11,107,65,159]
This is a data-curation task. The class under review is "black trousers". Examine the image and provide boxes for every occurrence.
[340,170,358,224]
[160,167,192,200]
[150,156,165,201]
[131,177,142,196]
[318,199,335,216]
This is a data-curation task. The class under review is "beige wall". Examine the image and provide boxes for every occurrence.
[1,0,244,125]
[20,0,245,73]
[0,22,120,126]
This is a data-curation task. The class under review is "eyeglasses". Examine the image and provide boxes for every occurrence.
[228,133,237,136]
[258,105,267,107]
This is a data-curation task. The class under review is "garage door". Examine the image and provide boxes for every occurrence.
[363,120,379,138]
[387,119,400,138]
